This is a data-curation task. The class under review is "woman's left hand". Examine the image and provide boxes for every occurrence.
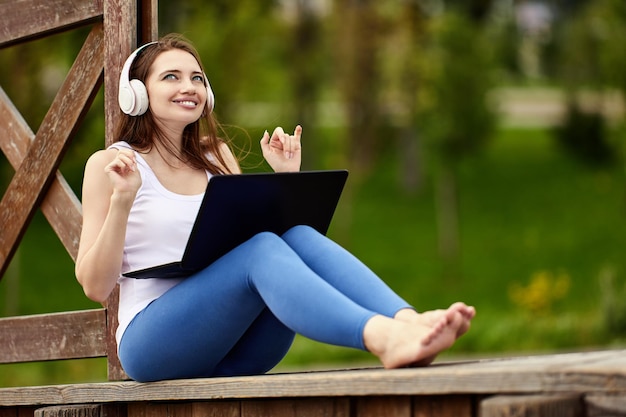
[260,125,302,172]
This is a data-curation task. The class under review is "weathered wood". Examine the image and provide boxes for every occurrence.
[191,402,240,417]
[0,23,104,278]
[34,405,101,417]
[0,86,82,261]
[128,403,191,417]
[139,0,159,43]
[413,395,474,417]
[0,351,625,408]
[480,394,583,417]
[0,406,38,417]
[32,404,125,417]
[0,309,106,363]
[586,394,626,417]
[241,398,350,417]
[103,286,127,381]
[102,0,154,382]
[0,0,103,48]
[103,0,137,147]
[354,396,411,417]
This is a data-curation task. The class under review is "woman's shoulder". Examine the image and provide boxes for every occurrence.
[217,141,242,174]
[84,148,119,176]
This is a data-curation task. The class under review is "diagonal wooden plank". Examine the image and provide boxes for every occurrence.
[0,0,103,48]
[0,87,84,262]
[0,23,104,278]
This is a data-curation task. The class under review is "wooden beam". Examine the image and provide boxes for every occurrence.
[0,87,83,262]
[241,398,350,417]
[139,0,159,44]
[34,405,102,417]
[2,350,626,407]
[586,394,626,417]
[0,24,103,278]
[103,0,137,147]
[413,395,474,417]
[0,0,103,48]
[481,394,583,417]
[104,287,127,381]
[0,309,106,363]
[355,396,411,417]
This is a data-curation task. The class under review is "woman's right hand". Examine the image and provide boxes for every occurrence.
[104,148,142,198]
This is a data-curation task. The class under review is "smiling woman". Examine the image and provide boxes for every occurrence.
[74,33,475,383]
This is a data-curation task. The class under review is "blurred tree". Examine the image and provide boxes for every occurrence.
[159,0,278,128]
[416,12,496,261]
[446,0,495,22]
[287,0,326,170]
[391,1,429,193]
[334,0,382,176]
[553,0,626,167]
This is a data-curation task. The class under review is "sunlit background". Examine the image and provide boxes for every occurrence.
[1,0,625,386]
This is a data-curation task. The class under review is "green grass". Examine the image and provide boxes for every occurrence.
[1,126,625,385]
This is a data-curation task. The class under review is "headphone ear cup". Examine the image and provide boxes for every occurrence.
[118,83,135,115]
[128,79,149,116]
[205,77,215,113]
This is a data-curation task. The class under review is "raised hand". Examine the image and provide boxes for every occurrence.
[104,148,142,197]
[260,125,302,172]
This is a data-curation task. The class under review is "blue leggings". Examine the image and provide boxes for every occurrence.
[118,225,411,381]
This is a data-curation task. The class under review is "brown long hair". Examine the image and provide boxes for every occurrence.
[114,33,234,175]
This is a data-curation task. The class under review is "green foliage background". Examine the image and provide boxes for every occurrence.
[1,0,625,386]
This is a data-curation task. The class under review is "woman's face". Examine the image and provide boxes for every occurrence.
[145,48,207,129]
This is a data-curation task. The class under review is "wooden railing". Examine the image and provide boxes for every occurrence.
[0,0,158,381]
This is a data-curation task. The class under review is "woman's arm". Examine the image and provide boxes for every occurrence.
[75,148,140,303]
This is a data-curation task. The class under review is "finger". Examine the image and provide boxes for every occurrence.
[271,127,285,144]
[285,134,293,159]
[293,125,302,142]
[116,154,136,172]
[260,130,270,148]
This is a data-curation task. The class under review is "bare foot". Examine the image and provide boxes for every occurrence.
[396,302,475,339]
[363,311,463,369]
[393,303,475,366]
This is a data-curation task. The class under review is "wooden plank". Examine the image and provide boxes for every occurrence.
[139,0,159,43]
[354,396,411,417]
[586,394,626,417]
[0,0,103,48]
[103,0,137,147]
[481,394,583,417]
[192,402,240,417]
[0,309,106,363]
[104,286,128,381]
[413,395,474,417]
[0,23,103,278]
[128,403,191,417]
[1,351,625,407]
[0,407,38,417]
[34,405,101,417]
[102,0,154,382]
[241,398,349,417]
[0,86,82,261]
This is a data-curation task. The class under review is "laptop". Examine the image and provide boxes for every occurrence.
[123,169,348,279]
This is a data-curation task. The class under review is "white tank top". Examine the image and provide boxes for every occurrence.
[108,142,212,346]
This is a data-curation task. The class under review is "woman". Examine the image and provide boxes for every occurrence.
[75,34,475,382]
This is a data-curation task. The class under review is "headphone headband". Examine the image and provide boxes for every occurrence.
[118,41,215,116]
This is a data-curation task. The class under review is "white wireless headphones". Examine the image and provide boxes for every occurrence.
[118,41,215,116]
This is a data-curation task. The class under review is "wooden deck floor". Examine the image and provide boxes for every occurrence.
[1,349,625,416]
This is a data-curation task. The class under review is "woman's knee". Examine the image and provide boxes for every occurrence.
[282,224,316,240]
[241,231,290,259]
